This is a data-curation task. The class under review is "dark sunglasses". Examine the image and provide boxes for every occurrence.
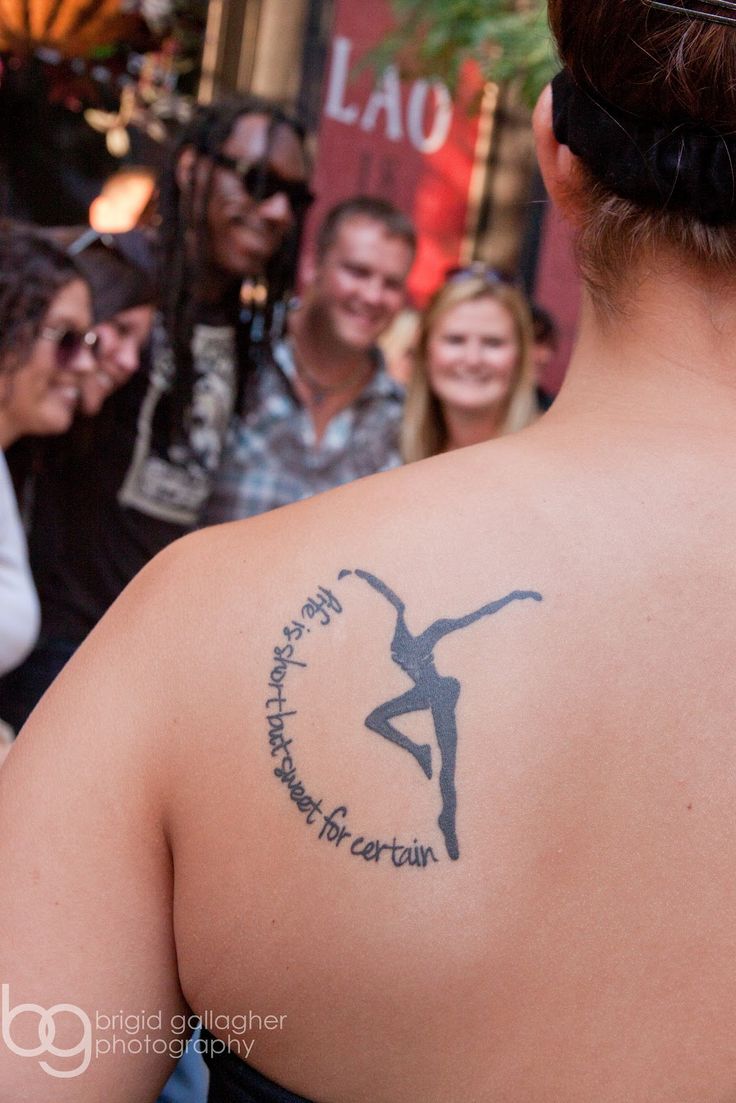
[445,263,519,287]
[39,325,99,368]
[212,153,315,217]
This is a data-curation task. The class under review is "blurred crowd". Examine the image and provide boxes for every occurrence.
[0,92,562,746]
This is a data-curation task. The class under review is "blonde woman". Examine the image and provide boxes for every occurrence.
[401,268,539,462]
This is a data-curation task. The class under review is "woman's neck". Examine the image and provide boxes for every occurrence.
[442,404,504,453]
[545,269,736,445]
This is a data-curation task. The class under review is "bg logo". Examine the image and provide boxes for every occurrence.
[1,983,92,1078]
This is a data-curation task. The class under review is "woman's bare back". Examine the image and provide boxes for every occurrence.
[1,415,735,1102]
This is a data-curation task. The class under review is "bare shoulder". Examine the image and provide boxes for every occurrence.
[3,442,736,1101]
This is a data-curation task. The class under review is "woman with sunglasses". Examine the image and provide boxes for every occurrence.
[0,227,157,737]
[0,223,97,448]
[4,1,736,1100]
[0,222,95,687]
[401,268,539,462]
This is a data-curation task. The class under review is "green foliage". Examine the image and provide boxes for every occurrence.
[374,0,559,108]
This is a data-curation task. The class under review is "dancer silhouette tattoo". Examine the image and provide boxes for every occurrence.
[339,569,542,860]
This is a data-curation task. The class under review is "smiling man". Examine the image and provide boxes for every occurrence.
[204,197,416,523]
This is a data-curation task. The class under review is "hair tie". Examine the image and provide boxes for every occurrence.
[551,68,736,225]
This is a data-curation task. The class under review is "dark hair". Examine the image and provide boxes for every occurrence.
[0,220,80,377]
[549,2,736,127]
[316,196,417,262]
[548,0,736,306]
[51,227,158,324]
[156,95,308,441]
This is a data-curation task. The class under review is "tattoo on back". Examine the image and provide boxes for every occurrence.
[340,571,542,859]
[264,571,542,868]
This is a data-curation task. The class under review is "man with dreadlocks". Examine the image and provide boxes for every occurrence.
[0,96,312,736]
[119,97,312,527]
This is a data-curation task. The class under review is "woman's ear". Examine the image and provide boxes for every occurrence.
[533,84,587,226]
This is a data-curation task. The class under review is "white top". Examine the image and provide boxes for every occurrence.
[0,451,40,677]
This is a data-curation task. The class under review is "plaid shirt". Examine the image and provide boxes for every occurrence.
[202,339,404,523]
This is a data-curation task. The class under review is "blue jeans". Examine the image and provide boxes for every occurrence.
[157,1026,209,1103]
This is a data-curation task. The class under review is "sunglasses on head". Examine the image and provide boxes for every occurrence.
[67,226,156,276]
[39,325,99,368]
[212,153,315,217]
[445,263,518,287]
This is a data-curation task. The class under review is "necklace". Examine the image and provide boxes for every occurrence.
[289,339,372,407]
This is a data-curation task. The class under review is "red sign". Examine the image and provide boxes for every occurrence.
[302,0,487,305]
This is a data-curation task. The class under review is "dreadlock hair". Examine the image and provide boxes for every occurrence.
[156,95,308,444]
[0,220,80,379]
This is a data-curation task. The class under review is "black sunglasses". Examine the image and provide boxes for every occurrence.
[212,154,315,217]
[39,325,99,368]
